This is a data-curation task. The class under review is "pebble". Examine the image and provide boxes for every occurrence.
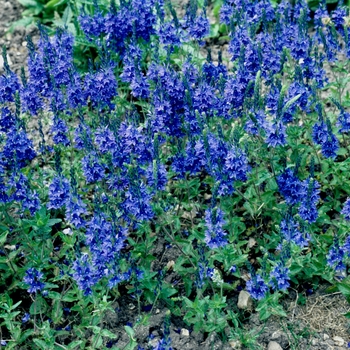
[323,334,330,341]
[237,290,252,310]
[248,237,256,248]
[229,339,241,349]
[180,328,189,337]
[311,339,318,346]
[0,54,12,70]
[148,338,159,348]
[271,330,289,348]
[166,260,175,270]
[62,228,73,235]
[333,336,345,347]
[267,341,283,350]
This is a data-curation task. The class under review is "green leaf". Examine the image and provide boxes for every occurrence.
[337,279,350,296]
[67,340,83,349]
[282,94,301,115]
[62,291,78,302]
[18,329,34,343]
[17,0,39,7]
[160,286,177,299]
[45,0,67,8]
[7,17,35,32]
[30,296,48,315]
[124,325,135,339]
[0,231,8,245]
[33,339,48,350]
[101,329,118,339]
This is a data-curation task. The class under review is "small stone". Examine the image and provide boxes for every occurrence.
[267,341,283,350]
[311,339,318,346]
[0,54,12,70]
[333,336,345,346]
[166,260,175,270]
[149,338,159,348]
[237,290,252,310]
[22,41,27,47]
[128,304,135,310]
[155,309,160,314]
[180,328,189,337]
[62,228,73,235]
[229,340,241,349]
[271,330,289,348]
[323,334,329,341]
[248,237,256,248]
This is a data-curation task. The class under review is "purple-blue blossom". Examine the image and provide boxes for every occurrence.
[204,207,228,249]
[23,268,45,294]
[277,169,305,205]
[341,198,350,220]
[270,263,290,291]
[246,274,269,300]
[48,176,70,210]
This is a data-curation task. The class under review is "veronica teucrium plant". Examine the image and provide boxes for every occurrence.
[1,0,350,347]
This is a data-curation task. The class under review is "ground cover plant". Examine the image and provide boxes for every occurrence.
[1,0,350,348]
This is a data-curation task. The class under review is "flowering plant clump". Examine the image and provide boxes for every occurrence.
[1,0,350,347]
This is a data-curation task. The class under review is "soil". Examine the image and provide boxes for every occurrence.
[1,1,350,349]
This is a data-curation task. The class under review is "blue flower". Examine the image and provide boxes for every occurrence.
[78,6,105,40]
[23,268,45,294]
[327,238,346,273]
[48,176,70,210]
[130,74,150,99]
[65,194,87,228]
[193,83,217,115]
[341,198,350,220]
[94,127,116,153]
[0,107,16,133]
[320,121,339,158]
[146,162,168,191]
[8,173,40,216]
[22,313,30,323]
[85,66,118,109]
[122,182,154,222]
[298,178,320,223]
[246,274,268,300]
[20,83,43,116]
[188,12,209,40]
[204,207,228,249]
[220,3,234,25]
[72,254,98,296]
[224,145,250,182]
[277,169,305,205]
[74,123,93,151]
[51,118,70,146]
[312,118,327,144]
[337,109,350,133]
[67,72,87,109]
[270,263,290,291]
[81,152,105,184]
[158,22,181,46]
[0,70,20,103]
[265,121,287,148]
[1,128,36,169]
[153,315,172,350]
[280,214,310,248]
